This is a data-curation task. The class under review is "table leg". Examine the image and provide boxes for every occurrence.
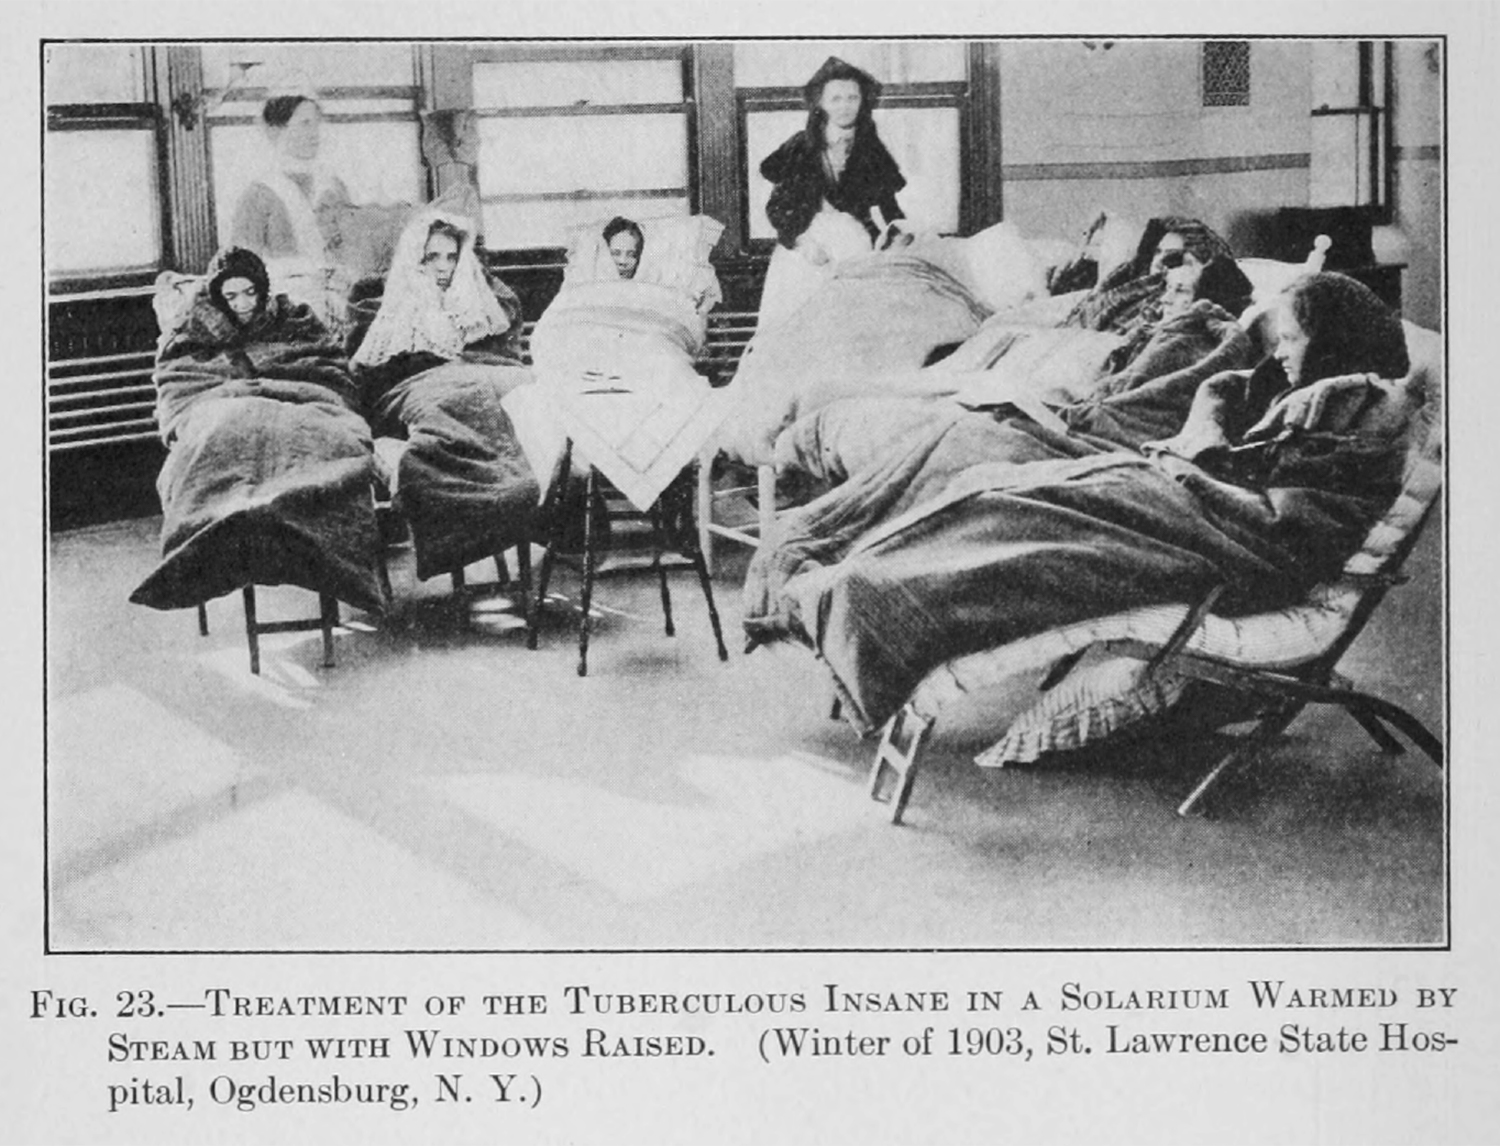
[650,504,675,637]
[687,534,729,662]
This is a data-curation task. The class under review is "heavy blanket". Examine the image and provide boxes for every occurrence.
[743,364,1408,733]
[131,295,386,614]
[719,253,991,466]
[365,357,540,580]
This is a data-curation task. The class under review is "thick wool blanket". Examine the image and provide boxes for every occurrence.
[131,295,386,614]
[719,253,991,466]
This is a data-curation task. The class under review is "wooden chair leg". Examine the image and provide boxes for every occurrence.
[696,448,716,577]
[1176,703,1304,817]
[829,694,843,721]
[494,553,510,585]
[576,466,598,677]
[451,564,466,592]
[319,593,339,668]
[869,704,934,825]
[197,602,210,636]
[527,441,573,651]
[514,543,532,612]
[242,585,260,675]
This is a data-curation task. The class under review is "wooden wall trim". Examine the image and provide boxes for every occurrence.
[153,46,217,273]
[964,42,1002,231]
[1003,152,1311,182]
[693,44,741,256]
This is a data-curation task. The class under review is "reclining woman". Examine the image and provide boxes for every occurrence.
[743,273,1421,732]
[349,208,540,584]
[774,248,1257,496]
[131,246,387,616]
[603,216,644,281]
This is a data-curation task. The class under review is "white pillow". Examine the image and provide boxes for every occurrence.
[957,221,1047,311]
[565,214,724,311]
[152,271,204,337]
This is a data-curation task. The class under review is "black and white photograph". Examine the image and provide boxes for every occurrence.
[10,3,1498,1143]
[41,31,1448,952]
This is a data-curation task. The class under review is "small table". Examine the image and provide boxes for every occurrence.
[525,438,729,676]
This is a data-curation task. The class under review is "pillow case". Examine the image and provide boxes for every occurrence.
[565,214,725,311]
[907,222,1048,313]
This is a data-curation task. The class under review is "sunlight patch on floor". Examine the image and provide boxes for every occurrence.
[51,789,551,951]
[434,752,868,900]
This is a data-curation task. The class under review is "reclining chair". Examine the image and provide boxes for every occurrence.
[869,320,1444,823]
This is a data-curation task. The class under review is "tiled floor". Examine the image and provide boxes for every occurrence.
[44,513,1446,952]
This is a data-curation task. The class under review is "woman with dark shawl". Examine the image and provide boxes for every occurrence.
[756,56,913,329]
[743,273,1419,731]
[1063,216,1250,341]
[348,207,540,581]
[131,246,387,615]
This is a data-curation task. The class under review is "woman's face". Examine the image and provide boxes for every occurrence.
[273,101,322,163]
[819,79,863,130]
[1273,304,1312,386]
[1149,231,1201,277]
[1158,264,1201,319]
[608,231,642,280]
[420,231,462,291]
[218,276,261,324]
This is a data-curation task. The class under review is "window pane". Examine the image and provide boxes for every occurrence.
[473,60,683,108]
[200,42,415,93]
[211,120,423,242]
[477,114,687,195]
[484,197,689,252]
[46,130,159,274]
[734,40,966,88]
[745,107,960,240]
[45,43,145,104]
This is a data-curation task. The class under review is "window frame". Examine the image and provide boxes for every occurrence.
[1309,39,1394,223]
[736,80,972,254]
[44,58,171,294]
[462,43,700,256]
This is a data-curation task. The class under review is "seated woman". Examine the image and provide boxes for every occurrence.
[349,209,540,582]
[130,247,387,616]
[603,216,644,281]
[743,273,1418,731]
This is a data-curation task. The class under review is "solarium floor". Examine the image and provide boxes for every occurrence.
[44,509,1445,952]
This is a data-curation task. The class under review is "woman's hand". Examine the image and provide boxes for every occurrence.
[1142,423,1229,462]
[1244,373,1379,440]
[797,237,831,266]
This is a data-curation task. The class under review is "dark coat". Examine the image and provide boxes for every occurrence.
[760,127,906,249]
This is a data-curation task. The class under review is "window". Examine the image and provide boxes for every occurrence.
[1309,40,1391,211]
[469,47,694,250]
[200,42,424,246]
[44,43,163,280]
[1202,41,1251,107]
[736,41,970,245]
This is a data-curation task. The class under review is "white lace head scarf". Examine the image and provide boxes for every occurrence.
[352,207,509,368]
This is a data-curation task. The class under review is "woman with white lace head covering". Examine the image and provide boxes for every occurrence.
[348,208,539,584]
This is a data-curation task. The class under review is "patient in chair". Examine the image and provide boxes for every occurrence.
[349,208,540,582]
[131,246,387,615]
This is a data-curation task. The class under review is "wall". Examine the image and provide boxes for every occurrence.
[997,40,1313,246]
